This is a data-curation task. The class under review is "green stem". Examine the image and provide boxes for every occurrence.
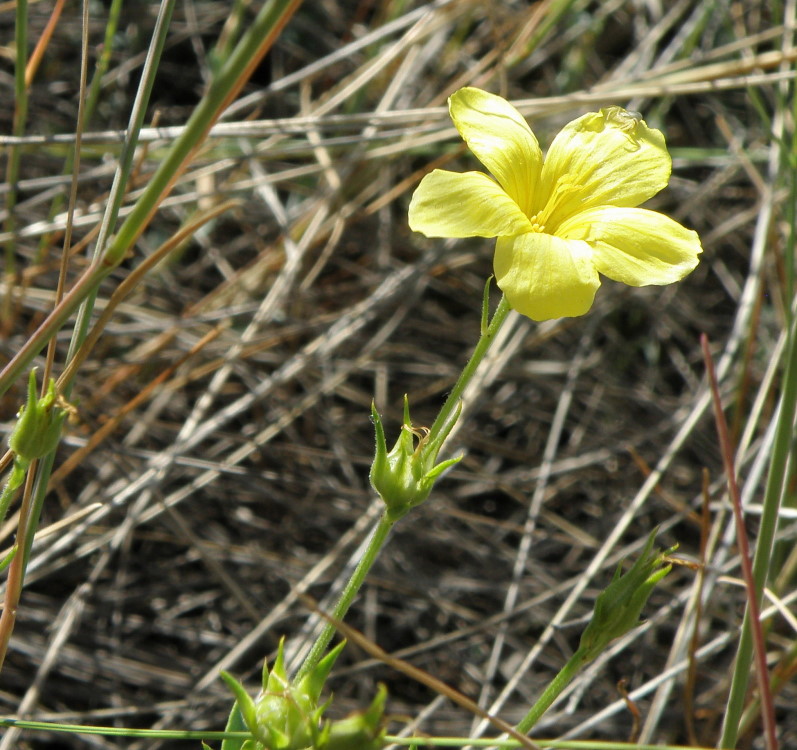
[296,294,514,681]
[2,0,28,324]
[515,647,589,735]
[294,512,395,681]
[0,457,29,528]
[428,293,512,445]
[719,293,797,748]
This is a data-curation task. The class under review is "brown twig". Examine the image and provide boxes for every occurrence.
[300,594,541,750]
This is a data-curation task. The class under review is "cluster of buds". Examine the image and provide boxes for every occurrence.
[219,640,386,750]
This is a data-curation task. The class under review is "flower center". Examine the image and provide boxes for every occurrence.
[532,175,585,233]
[527,213,545,233]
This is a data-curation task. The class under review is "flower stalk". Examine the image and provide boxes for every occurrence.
[515,529,674,734]
[297,293,513,681]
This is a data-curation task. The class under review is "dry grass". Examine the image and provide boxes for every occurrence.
[0,1,795,748]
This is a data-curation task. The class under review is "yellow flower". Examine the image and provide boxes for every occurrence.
[408,87,703,321]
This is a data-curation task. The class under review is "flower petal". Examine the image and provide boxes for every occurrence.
[558,206,703,286]
[409,169,533,238]
[449,87,542,216]
[537,107,671,231]
[493,233,600,321]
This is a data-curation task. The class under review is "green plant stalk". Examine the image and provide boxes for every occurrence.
[428,294,512,443]
[0,720,716,750]
[0,716,715,749]
[296,293,514,681]
[36,0,125,261]
[0,0,302,402]
[294,512,394,681]
[719,297,797,748]
[515,647,590,735]
[2,0,28,321]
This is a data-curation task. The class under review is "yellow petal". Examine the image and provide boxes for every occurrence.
[408,169,533,238]
[558,206,702,286]
[449,87,542,216]
[493,233,600,321]
[537,107,671,231]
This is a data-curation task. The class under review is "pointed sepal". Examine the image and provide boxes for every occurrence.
[577,528,675,662]
[369,396,462,521]
[219,672,260,740]
[298,639,346,704]
[8,369,70,462]
[324,684,388,750]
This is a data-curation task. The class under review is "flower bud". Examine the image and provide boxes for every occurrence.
[369,396,462,522]
[8,370,69,462]
[577,529,674,662]
[324,684,387,750]
[220,639,347,750]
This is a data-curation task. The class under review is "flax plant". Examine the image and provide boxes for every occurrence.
[2,0,792,747]
[217,88,701,750]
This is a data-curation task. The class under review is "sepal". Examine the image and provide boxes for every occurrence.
[370,396,462,521]
[577,528,675,662]
[219,638,349,750]
[8,369,70,462]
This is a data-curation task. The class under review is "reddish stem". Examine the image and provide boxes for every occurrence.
[701,333,778,750]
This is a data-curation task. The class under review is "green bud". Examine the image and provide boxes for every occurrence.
[221,638,348,750]
[7,369,69,462]
[323,684,387,750]
[369,396,462,521]
[577,528,674,662]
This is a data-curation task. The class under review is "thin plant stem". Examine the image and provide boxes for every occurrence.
[296,293,514,681]
[43,0,91,388]
[515,647,590,735]
[0,717,717,748]
[429,293,512,442]
[707,332,782,750]
[294,512,395,681]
